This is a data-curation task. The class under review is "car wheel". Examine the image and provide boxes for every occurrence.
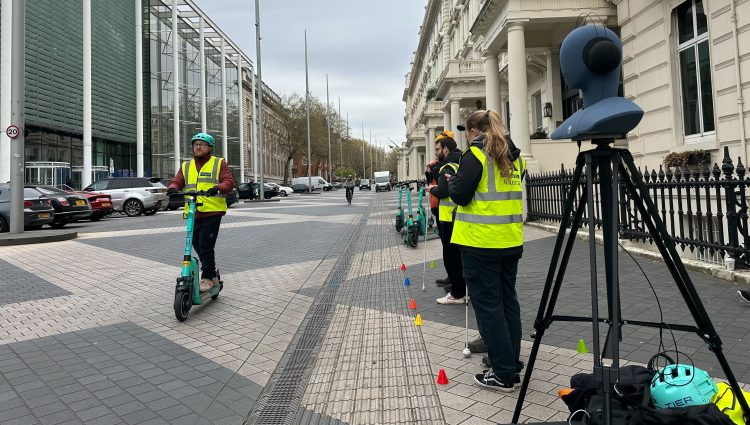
[0,216,7,233]
[90,213,103,221]
[26,225,42,231]
[123,199,144,217]
[143,208,158,216]
[281,191,288,197]
[50,221,67,229]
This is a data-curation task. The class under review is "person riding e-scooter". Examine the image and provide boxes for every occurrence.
[167,133,235,293]
[344,175,355,204]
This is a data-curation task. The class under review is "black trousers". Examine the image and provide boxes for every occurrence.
[192,214,222,279]
[438,220,465,298]
[462,248,522,380]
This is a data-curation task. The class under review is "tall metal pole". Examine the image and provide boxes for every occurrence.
[338,97,342,168]
[172,0,180,173]
[326,74,332,183]
[255,0,265,192]
[370,130,373,179]
[238,64,245,183]
[220,38,228,159]
[1,0,12,184]
[305,31,312,193]
[361,122,365,179]
[199,17,206,132]
[251,69,258,182]
[83,0,92,187]
[135,0,144,177]
[9,0,25,233]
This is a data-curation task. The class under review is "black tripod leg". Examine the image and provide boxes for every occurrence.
[512,155,589,424]
[619,151,750,422]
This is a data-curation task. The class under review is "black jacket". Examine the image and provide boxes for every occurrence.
[448,135,524,256]
[429,149,462,200]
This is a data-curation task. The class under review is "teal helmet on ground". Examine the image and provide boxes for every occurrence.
[191,132,215,148]
[650,364,717,408]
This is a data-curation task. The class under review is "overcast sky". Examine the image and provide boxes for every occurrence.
[193,0,427,150]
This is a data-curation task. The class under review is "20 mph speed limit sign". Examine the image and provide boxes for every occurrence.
[5,125,19,139]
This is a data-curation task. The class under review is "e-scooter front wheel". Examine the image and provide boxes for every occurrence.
[174,290,192,321]
[407,228,419,248]
[395,216,403,232]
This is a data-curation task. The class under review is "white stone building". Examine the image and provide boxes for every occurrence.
[401,0,748,180]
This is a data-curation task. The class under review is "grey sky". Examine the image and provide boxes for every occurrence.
[193,0,427,150]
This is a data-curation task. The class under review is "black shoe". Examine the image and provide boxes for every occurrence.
[481,361,523,385]
[474,370,515,392]
[468,337,487,353]
[739,290,750,304]
[435,277,451,287]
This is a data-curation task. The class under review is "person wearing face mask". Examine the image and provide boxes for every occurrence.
[449,110,526,392]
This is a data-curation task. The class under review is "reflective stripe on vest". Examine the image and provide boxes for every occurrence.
[450,146,524,249]
[438,162,459,223]
[182,156,227,216]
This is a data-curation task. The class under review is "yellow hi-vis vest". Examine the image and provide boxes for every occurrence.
[438,162,459,223]
[182,156,227,216]
[450,146,525,249]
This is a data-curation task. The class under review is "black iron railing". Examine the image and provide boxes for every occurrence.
[526,147,750,268]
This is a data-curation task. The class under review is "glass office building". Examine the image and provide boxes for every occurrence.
[1,0,257,187]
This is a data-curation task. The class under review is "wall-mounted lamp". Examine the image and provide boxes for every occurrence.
[543,102,553,118]
[475,99,483,110]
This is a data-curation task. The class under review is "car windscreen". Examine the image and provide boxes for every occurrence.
[361,179,369,184]
[375,177,389,183]
[24,188,42,198]
[33,186,68,195]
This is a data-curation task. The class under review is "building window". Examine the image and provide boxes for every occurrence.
[676,0,714,137]
[531,91,543,131]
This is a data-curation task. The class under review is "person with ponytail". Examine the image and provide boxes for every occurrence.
[449,109,526,392]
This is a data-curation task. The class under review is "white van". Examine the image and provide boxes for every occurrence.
[291,176,332,191]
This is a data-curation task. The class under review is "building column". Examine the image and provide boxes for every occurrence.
[545,50,563,135]
[0,0,12,184]
[238,64,245,183]
[135,0,144,177]
[83,0,92,186]
[484,51,501,112]
[171,0,180,173]
[450,100,461,148]
[199,17,206,132]
[507,21,535,169]
[426,127,436,165]
[220,38,228,160]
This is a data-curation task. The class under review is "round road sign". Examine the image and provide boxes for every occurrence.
[5,125,19,139]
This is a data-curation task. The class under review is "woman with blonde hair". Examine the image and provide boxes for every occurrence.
[449,109,526,392]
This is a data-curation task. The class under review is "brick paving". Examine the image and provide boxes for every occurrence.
[0,189,747,424]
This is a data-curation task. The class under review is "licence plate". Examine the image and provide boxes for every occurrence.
[38,213,50,219]
[101,202,111,207]
[75,200,86,206]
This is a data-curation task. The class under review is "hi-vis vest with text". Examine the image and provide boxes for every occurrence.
[450,147,524,249]
[181,156,227,216]
[438,162,459,223]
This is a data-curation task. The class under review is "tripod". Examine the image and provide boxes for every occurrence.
[511,139,750,425]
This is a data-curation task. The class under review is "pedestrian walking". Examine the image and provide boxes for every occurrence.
[449,109,526,392]
[426,131,466,304]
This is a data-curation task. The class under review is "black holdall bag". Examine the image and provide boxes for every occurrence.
[567,353,734,425]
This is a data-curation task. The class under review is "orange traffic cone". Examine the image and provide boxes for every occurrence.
[409,298,417,310]
[436,368,449,385]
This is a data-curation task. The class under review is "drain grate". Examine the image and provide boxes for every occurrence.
[244,206,370,425]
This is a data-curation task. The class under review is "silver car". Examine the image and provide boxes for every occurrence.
[83,177,167,217]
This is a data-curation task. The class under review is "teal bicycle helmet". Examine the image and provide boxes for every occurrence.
[191,132,215,148]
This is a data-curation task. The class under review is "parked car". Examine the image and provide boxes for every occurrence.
[25,185,92,228]
[226,188,239,207]
[83,177,167,217]
[359,179,371,190]
[58,184,113,221]
[0,184,55,232]
[291,183,310,193]
[237,182,280,200]
[270,184,293,197]
[332,181,343,189]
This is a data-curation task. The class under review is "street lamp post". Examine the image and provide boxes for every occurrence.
[9,0,25,233]
[326,74,332,183]
[304,31,312,193]
[255,0,266,193]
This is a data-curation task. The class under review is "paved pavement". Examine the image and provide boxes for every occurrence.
[0,188,748,424]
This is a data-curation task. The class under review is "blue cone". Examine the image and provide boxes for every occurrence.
[404,277,411,287]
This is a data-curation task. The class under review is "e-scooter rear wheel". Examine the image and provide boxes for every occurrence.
[174,290,192,321]
[395,216,403,232]
[407,228,419,248]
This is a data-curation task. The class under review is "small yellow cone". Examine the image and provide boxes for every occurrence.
[415,313,423,326]
[576,339,588,354]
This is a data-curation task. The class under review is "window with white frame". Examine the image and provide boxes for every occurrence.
[675,0,715,138]
[531,91,543,131]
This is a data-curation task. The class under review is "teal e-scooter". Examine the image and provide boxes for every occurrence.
[395,183,405,232]
[400,181,419,248]
[173,191,223,321]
